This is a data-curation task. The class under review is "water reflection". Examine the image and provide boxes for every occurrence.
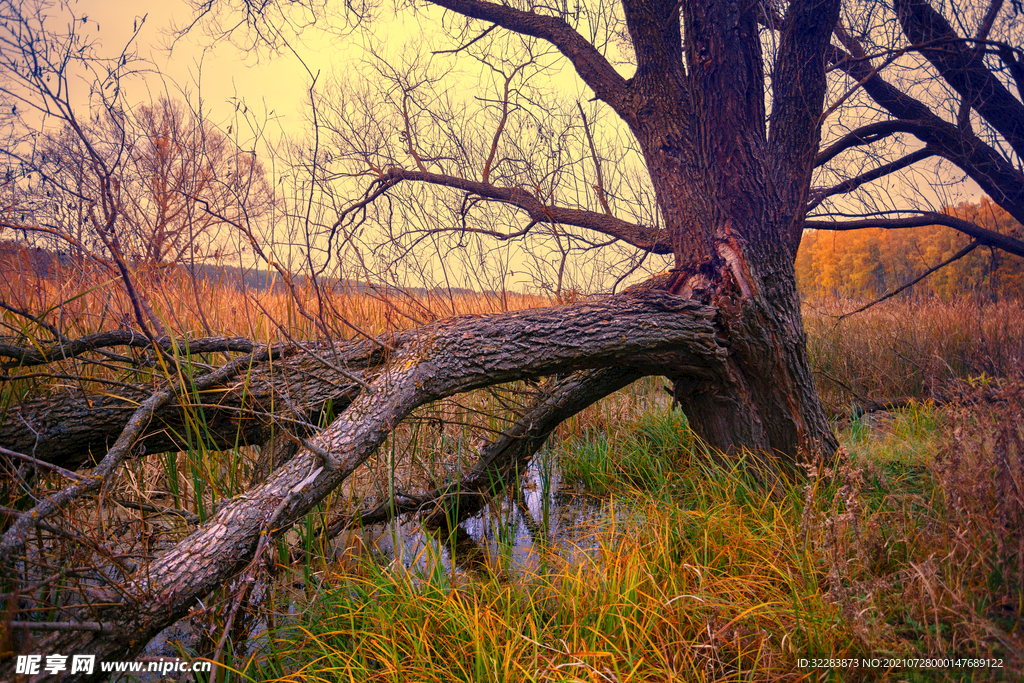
[138,454,608,677]
[359,455,609,578]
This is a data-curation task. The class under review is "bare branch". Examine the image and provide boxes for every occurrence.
[380,167,671,253]
[808,147,936,211]
[894,0,1024,159]
[805,212,1024,258]
[0,331,262,369]
[835,240,982,321]
[825,42,1024,226]
[425,0,628,111]
[815,120,925,167]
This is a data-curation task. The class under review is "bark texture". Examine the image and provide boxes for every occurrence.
[0,291,724,682]
[0,337,382,470]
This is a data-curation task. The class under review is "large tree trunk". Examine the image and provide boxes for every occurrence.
[615,0,840,461]
[671,260,836,460]
[0,292,725,682]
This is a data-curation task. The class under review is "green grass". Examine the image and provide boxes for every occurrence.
[237,398,1023,682]
[558,408,691,496]
[841,400,943,464]
[5,274,1022,681]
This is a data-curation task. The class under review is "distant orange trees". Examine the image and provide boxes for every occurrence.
[797,198,1024,300]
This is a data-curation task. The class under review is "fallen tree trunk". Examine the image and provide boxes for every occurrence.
[0,336,390,470]
[0,291,726,682]
[331,365,645,533]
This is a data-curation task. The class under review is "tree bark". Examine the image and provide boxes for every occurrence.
[317,366,644,535]
[0,337,387,470]
[612,0,841,461]
[0,291,725,682]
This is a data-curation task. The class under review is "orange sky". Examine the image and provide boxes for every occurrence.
[72,0,984,286]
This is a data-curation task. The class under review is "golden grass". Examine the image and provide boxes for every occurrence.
[4,259,1024,681]
[804,297,1024,415]
[245,392,1023,682]
[0,254,551,346]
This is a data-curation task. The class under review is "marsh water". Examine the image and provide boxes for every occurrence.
[133,454,609,679]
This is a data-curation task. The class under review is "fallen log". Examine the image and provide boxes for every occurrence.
[0,291,726,682]
[0,336,388,470]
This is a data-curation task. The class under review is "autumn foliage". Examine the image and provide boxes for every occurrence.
[797,198,1024,300]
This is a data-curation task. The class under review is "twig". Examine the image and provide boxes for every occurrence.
[113,499,200,524]
[0,446,89,483]
[0,347,281,559]
[834,240,981,323]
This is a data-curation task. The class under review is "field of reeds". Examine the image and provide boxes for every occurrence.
[1,254,1022,681]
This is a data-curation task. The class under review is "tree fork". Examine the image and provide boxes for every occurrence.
[314,366,643,538]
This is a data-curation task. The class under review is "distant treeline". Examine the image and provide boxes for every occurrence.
[797,198,1024,300]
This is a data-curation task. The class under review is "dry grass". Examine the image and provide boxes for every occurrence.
[245,386,1023,682]
[804,297,1024,416]
[0,253,551,346]
[3,259,1023,681]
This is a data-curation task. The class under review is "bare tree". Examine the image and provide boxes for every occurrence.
[3,0,1024,679]
[35,98,273,268]
[8,98,272,273]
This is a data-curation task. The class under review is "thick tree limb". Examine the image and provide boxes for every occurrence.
[382,167,672,253]
[0,336,389,470]
[826,43,1024,226]
[805,212,1024,258]
[808,147,936,211]
[2,291,724,682]
[767,0,842,247]
[425,0,628,111]
[894,0,1024,159]
[328,366,643,534]
[0,346,286,558]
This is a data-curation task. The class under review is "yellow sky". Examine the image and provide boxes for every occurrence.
[84,0,590,143]
[86,0,372,140]
[59,1,604,292]
[64,0,984,291]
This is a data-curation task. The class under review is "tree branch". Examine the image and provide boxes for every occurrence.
[0,336,385,470]
[808,147,936,211]
[0,345,286,558]
[425,0,628,110]
[6,291,725,681]
[835,240,983,321]
[382,167,672,253]
[0,331,264,369]
[815,120,925,167]
[894,0,1024,159]
[825,42,1024,226]
[767,0,842,246]
[804,212,1024,258]
[328,366,643,533]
